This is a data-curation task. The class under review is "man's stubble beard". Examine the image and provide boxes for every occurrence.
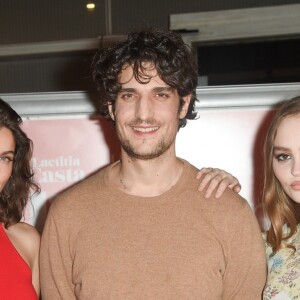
[116,122,178,161]
[119,136,173,160]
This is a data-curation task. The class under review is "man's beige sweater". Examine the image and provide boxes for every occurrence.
[40,160,266,299]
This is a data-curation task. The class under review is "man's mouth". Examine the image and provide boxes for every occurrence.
[133,126,159,133]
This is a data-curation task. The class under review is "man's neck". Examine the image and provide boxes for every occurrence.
[110,151,183,197]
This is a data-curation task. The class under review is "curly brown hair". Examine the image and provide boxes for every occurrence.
[0,99,40,227]
[92,30,198,128]
[263,96,300,253]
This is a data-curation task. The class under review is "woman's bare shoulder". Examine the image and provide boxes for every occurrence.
[10,222,40,249]
[6,222,40,268]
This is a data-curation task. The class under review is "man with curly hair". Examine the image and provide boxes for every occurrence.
[40,30,266,299]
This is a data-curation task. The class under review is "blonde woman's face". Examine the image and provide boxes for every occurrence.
[0,127,15,193]
[272,114,300,203]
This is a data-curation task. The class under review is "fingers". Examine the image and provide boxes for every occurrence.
[196,168,216,192]
[232,183,242,194]
[215,179,241,198]
[205,174,229,199]
[196,167,241,199]
[196,167,213,179]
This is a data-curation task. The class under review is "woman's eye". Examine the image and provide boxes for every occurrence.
[0,157,13,163]
[275,153,291,161]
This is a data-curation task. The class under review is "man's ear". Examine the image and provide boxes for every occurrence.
[108,102,115,121]
[179,94,192,119]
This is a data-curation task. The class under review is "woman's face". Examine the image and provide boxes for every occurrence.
[272,114,300,203]
[0,127,15,193]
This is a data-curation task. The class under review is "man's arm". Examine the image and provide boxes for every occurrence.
[197,169,266,296]
[222,201,266,299]
[40,208,76,300]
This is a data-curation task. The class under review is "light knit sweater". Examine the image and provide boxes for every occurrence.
[40,159,266,299]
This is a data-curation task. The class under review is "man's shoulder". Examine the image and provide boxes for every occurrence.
[182,160,250,208]
[215,189,252,217]
[183,161,254,221]
[50,165,109,212]
[210,190,260,238]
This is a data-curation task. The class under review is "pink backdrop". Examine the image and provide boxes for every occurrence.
[21,116,120,232]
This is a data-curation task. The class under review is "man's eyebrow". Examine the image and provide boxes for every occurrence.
[152,86,174,93]
[119,86,174,93]
[119,88,136,93]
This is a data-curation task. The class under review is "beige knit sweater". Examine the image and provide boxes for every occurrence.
[40,160,266,299]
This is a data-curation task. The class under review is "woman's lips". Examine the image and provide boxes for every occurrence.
[291,181,300,190]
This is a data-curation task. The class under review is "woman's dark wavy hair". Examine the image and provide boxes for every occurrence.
[92,30,198,128]
[0,99,40,227]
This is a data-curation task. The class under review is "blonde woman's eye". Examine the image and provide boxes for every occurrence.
[275,153,290,161]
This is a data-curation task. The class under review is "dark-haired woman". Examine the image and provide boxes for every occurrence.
[0,98,40,299]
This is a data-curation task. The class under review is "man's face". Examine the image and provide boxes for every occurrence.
[108,64,191,160]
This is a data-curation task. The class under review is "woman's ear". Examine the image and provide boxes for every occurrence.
[179,94,192,119]
[108,102,115,121]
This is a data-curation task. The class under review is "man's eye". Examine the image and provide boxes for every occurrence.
[156,93,169,98]
[275,153,291,161]
[121,93,134,99]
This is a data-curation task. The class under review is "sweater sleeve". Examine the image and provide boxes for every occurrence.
[40,208,76,300]
[222,202,267,299]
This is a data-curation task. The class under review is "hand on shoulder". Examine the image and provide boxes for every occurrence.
[196,167,241,198]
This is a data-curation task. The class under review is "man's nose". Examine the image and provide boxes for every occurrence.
[134,96,154,121]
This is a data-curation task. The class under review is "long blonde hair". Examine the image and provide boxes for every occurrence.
[263,96,300,253]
